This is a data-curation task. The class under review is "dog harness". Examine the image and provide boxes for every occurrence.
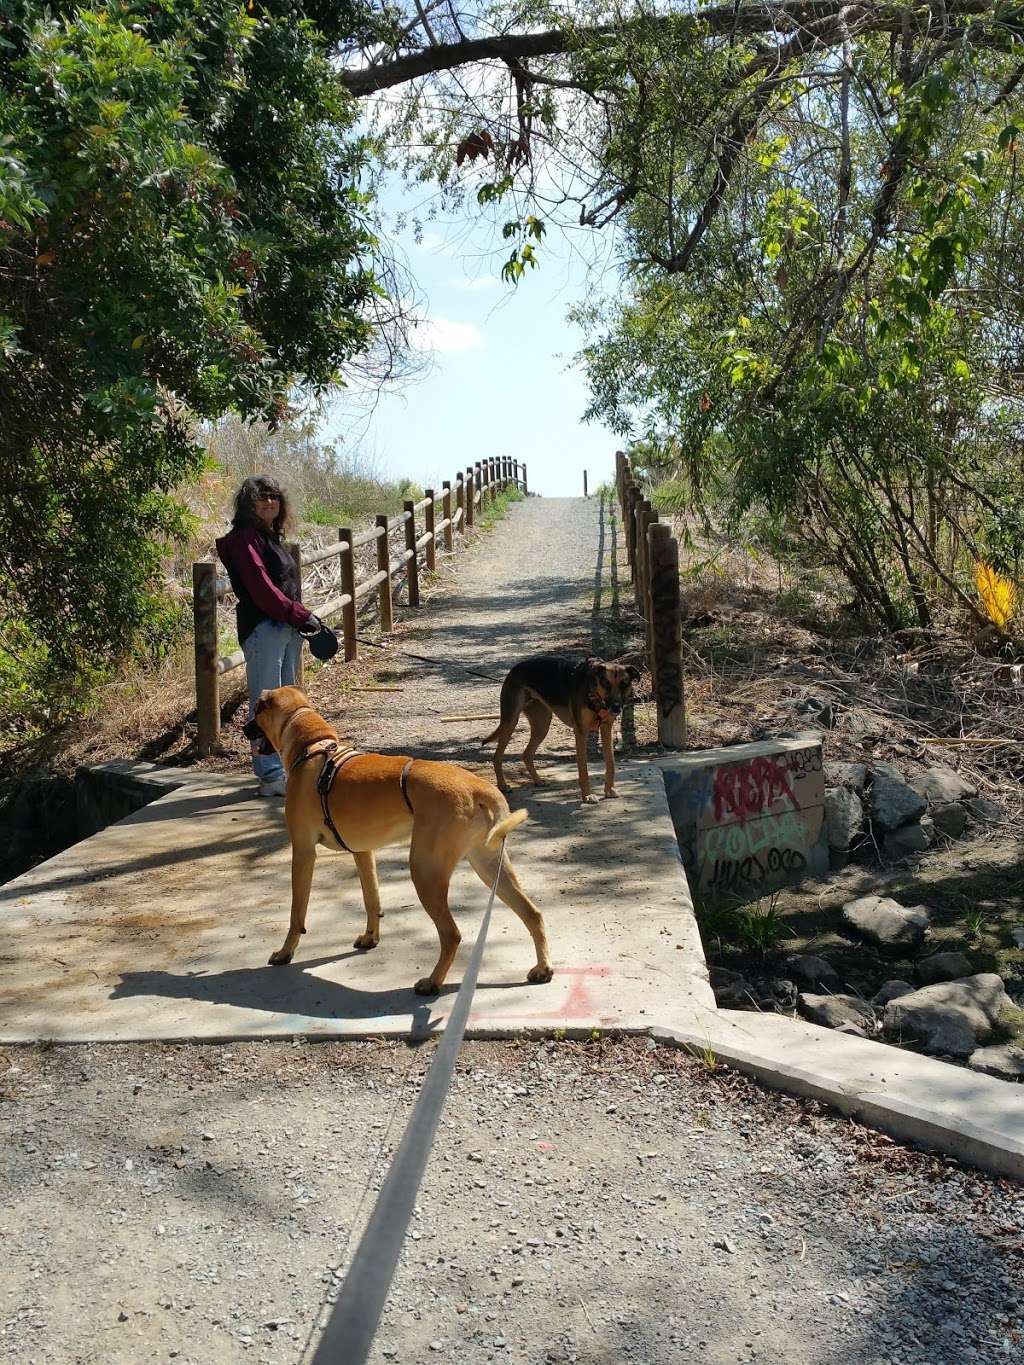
[291,740,415,853]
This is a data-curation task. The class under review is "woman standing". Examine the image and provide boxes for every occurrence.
[216,476,321,796]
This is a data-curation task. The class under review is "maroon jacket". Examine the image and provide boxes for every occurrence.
[215,526,311,645]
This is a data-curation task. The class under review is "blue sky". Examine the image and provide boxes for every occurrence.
[324,178,624,499]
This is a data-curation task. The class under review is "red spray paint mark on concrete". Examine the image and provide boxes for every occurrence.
[712,756,798,824]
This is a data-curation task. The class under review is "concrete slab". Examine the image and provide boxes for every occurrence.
[657,1010,1024,1181]
[659,737,829,903]
[0,761,713,1044]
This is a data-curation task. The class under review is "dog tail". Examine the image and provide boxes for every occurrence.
[481,723,501,746]
[485,807,528,847]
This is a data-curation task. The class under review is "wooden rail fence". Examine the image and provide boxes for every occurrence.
[192,458,527,755]
[614,450,687,749]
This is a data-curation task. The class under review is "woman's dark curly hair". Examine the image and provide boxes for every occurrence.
[231,475,291,538]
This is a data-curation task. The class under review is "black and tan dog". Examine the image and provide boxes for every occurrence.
[483,655,640,805]
[244,686,553,996]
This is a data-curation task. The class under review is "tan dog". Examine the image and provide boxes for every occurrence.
[483,654,640,804]
[244,686,553,996]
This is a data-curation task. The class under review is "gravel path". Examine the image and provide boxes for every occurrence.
[2,1039,1021,1365]
[305,495,619,771]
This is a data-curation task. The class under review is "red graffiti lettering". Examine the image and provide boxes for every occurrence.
[712,757,798,823]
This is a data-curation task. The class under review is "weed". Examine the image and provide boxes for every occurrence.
[683,1041,719,1072]
[963,906,989,940]
[736,900,785,953]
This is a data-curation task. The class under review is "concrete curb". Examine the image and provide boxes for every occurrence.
[652,1011,1024,1181]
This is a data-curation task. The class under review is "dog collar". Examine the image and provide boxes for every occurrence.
[587,692,613,727]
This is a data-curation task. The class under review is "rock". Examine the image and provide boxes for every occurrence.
[824,786,863,851]
[868,767,927,832]
[708,967,755,1010]
[794,696,835,728]
[872,979,914,1007]
[784,954,842,994]
[967,1043,1024,1081]
[842,711,879,742]
[842,895,930,953]
[883,974,1011,1058]
[911,764,977,806]
[931,803,969,840]
[826,762,867,792]
[768,978,798,1011]
[915,951,974,986]
[798,993,876,1036]
[1012,928,1024,949]
[964,796,1004,826]
[881,821,932,860]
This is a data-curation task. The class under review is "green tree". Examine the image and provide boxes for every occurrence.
[1,0,379,706]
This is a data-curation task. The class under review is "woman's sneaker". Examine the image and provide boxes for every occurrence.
[257,777,287,798]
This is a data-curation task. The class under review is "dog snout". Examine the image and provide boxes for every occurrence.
[242,717,263,742]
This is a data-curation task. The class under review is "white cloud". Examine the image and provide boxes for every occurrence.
[411,316,484,353]
[450,274,500,292]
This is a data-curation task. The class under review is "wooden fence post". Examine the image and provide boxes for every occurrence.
[648,522,687,748]
[424,490,436,571]
[288,541,304,689]
[615,450,626,513]
[339,528,357,661]
[624,477,637,579]
[475,461,483,514]
[442,481,454,552]
[521,461,528,494]
[583,469,589,498]
[193,562,220,756]
[404,500,420,606]
[376,514,393,632]
[465,467,474,528]
[513,458,520,488]
[457,473,466,535]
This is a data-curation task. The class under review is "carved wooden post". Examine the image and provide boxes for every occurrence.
[648,522,686,748]
[465,467,474,528]
[376,513,393,632]
[442,481,454,552]
[193,562,220,756]
[339,528,356,661]
[424,489,436,572]
[404,500,420,607]
[288,540,304,689]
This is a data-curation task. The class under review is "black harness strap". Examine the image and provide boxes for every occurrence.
[399,758,415,814]
[316,746,361,851]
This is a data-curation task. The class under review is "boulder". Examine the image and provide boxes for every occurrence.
[930,803,969,840]
[868,766,928,832]
[842,895,930,953]
[825,786,863,851]
[798,992,876,1036]
[883,974,1010,1058]
[881,820,932,860]
[872,979,914,1007]
[967,1043,1024,1081]
[964,796,1004,826]
[708,966,755,1010]
[910,764,977,806]
[826,761,867,792]
[784,954,842,994]
[914,951,974,986]
[793,696,835,729]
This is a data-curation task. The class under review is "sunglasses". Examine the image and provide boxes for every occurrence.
[256,493,281,503]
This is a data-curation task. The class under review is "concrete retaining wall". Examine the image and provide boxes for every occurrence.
[660,737,829,904]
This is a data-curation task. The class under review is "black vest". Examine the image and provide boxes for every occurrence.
[228,530,301,644]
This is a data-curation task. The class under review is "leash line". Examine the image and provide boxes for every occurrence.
[309,841,506,1365]
[354,634,501,683]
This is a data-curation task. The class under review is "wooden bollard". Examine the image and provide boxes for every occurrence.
[404,500,420,606]
[648,522,687,749]
[376,513,393,632]
[339,528,357,661]
[288,540,304,689]
[424,489,436,572]
[193,562,220,756]
[465,467,474,528]
[442,481,454,552]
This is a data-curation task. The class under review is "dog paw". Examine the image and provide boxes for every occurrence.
[604,786,619,799]
[414,977,440,996]
[353,933,379,951]
[268,949,293,966]
[527,964,554,984]
[581,793,600,805]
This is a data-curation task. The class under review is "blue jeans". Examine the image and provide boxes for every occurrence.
[243,618,302,781]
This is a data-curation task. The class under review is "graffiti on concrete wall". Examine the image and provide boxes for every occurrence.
[711,755,798,824]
